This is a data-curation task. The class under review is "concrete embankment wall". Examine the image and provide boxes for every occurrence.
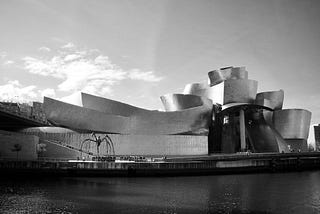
[38,139,93,160]
[21,129,208,156]
[0,131,38,160]
[2,153,320,176]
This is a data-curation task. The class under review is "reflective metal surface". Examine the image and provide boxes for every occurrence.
[183,82,208,97]
[273,109,312,139]
[208,66,248,86]
[81,93,153,117]
[246,112,289,153]
[160,94,204,111]
[255,90,284,110]
[223,79,257,104]
[183,79,257,105]
[45,96,213,135]
[44,97,129,134]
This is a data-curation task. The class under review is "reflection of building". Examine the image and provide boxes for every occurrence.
[0,66,313,161]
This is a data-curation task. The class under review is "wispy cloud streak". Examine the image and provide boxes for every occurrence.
[22,42,163,97]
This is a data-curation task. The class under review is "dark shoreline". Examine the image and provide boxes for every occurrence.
[1,152,320,177]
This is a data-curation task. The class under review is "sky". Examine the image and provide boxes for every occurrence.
[1,0,320,123]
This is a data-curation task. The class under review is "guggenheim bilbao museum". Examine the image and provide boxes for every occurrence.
[0,66,313,160]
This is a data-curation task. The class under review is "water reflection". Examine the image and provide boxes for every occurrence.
[1,172,320,213]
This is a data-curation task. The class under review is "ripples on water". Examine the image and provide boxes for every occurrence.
[1,171,320,213]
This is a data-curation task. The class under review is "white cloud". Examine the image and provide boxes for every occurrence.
[40,88,56,98]
[22,43,163,100]
[0,81,57,103]
[128,69,163,82]
[64,54,82,62]
[23,56,64,78]
[3,60,14,65]
[59,91,82,106]
[0,80,38,103]
[0,52,7,59]
[61,42,75,49]
[39,46,51,52]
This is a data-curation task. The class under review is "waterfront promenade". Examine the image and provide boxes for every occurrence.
[2,152,320,177]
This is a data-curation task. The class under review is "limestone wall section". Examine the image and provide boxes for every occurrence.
[21,128,208,156]
[0,131,38,160]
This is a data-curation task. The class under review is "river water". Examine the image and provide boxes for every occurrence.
[1,171,320,214]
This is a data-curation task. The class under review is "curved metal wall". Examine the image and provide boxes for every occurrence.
[273,109,312,139]
[183,82,208,97]
[183,79,257,105]
[44,97,130,134]
[160,94,204,111]
[45,95,213,135]
[223,79,257,104]
[183,82,224,104]
[208,66,248,86]
[81,93,213,135]
[81,93,150,117]
[245,111,289,153]
[256,90,284,110]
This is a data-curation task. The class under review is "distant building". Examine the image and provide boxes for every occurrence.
[314,125,320,151]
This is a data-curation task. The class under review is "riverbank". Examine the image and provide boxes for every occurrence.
[1,152,320,177]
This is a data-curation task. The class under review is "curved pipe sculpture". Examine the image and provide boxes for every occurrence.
[45,95,213,135]
[208,66,248,86]
[273,109,312,139]
[160,94,204,111]
[255,90,284,110]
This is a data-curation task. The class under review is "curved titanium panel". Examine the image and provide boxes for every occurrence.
[81,93,213,135]
[220,103,273,113]
[81,93,155,117]
[255,90,284,110]
[223,79,257,104]
[246,112,289,153]
[208,67,248,86]
[44,97,130,134]
[184,79,257,105]
[160,94,204,111]
[183,82,208,97]
[273,109,312,139]
[46,95,213,135]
